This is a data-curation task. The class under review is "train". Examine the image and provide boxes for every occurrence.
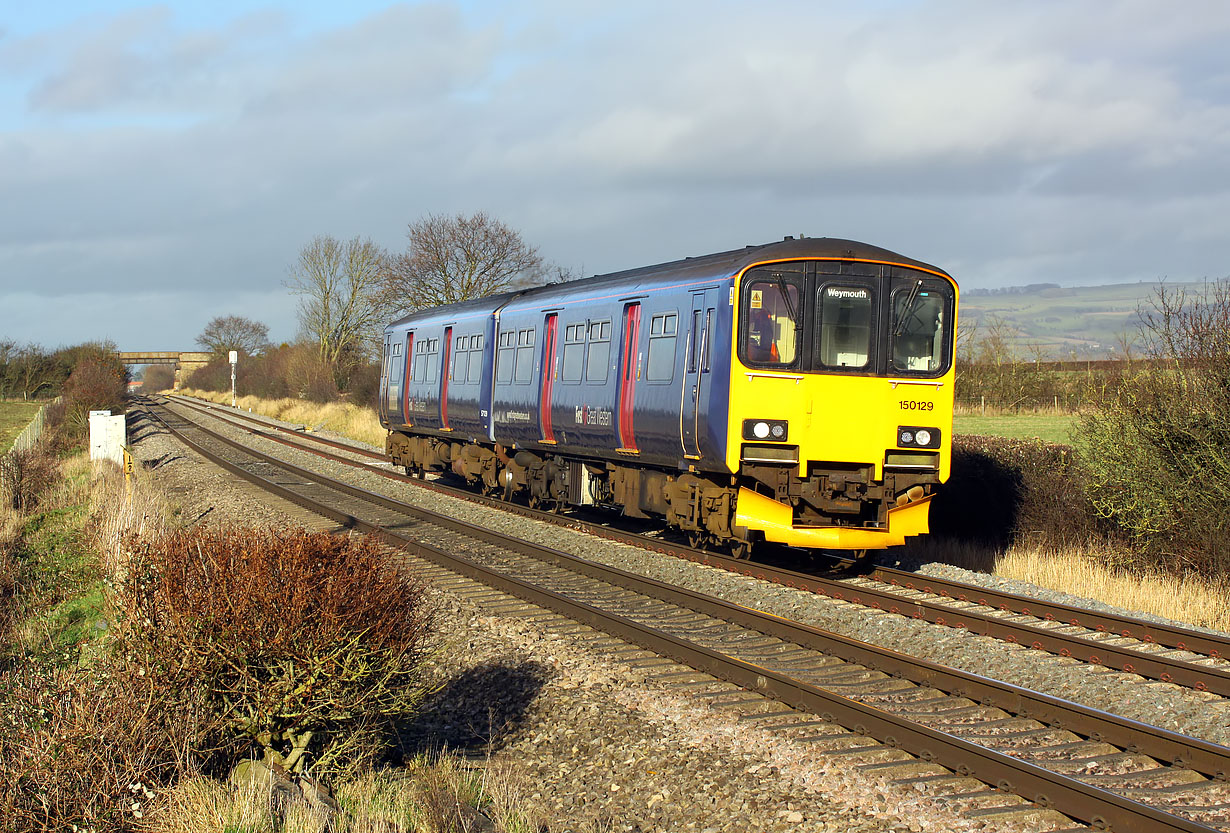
[378,236,957,557]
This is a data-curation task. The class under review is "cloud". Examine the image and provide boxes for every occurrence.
[3,0,1230,351]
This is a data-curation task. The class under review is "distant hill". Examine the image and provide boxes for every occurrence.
[959,281,1210,359]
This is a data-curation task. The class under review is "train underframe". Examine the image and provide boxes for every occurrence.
[386,431,938,556]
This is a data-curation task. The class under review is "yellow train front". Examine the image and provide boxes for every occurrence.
[723,240,957,554]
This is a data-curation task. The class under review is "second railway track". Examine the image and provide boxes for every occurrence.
[140,396,1230,833]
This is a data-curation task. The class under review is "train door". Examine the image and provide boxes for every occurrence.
[540,313,559,443]
[401,332,415,427]
[617,302,641,452]
[380,333,392,423]
[681,289,716,458]
[440,327,453,430]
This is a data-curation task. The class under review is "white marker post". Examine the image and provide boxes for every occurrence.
[229,350,238,408]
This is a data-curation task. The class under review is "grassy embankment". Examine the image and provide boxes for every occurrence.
[176,389,386,447]
[0,401,43,452]
[0,436,543,830]
[175,392,1230,633]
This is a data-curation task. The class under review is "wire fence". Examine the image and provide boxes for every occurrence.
[955,395,1080,415]
[7,397,60,455]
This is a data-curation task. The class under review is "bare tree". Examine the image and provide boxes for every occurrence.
[196,315,271,358]
[0,342,59,400]
[286,235,390,371]
[386,212,544,314]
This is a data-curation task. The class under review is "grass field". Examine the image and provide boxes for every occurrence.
[0,400,43,452]
[959,280,1202,357]
[953,412,1079,445]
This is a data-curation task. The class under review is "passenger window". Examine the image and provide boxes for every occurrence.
[514,328,535,384]
[496,331,514,384]
[818,285,872,369]
[647,312,677,382]
[424,338,439,383]
[452,337,468,381]
[561,323,584,382]
[586,320,611,382]
[467,335,484,384]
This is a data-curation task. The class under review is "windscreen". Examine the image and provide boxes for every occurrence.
[818,285,872,369]
[890,280,951,374]
[738,261,954,376]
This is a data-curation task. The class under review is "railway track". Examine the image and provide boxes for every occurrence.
[166,394,1230,698]
[140,396,1230,832]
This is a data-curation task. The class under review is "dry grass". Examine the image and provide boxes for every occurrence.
[912,537,1230,633]
[87,456,172,578]
[143,754,545,833]
[178,390,386,448]
[993,545,1230,633]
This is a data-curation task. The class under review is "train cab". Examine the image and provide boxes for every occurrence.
[727,250,958,550]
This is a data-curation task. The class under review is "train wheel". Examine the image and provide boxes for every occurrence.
[728,538,754,560]
[687,531,708,551]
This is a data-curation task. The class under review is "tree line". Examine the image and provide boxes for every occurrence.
[184,211,559,404]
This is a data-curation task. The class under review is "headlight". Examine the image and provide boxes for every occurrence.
[898,426,940,449]
[743,419,789,442]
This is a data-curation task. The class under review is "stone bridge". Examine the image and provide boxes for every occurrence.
[117,351,213,390]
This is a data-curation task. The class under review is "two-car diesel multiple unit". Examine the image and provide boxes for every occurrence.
[378,236,957,556]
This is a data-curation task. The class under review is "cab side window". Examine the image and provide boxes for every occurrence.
[741,280,799,366]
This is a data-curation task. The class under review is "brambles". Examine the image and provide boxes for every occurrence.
[0,657,223,832]
[113,527,435,779]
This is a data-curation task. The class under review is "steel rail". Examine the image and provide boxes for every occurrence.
[141,399,1230,833]
[164,395,1230,695]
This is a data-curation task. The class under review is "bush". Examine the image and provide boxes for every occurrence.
[931,435,1105,552]
[1078,282,1230,576]
[114,527,435,779]
[51,347,129,447]
[0,445,60,512]
[342,360,381,410]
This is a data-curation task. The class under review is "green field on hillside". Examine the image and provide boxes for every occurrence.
[954,413,1079,445]
[960,280,1209,358]
[0,400,43,452]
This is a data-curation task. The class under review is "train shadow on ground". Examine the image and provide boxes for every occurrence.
[392,660,549,759]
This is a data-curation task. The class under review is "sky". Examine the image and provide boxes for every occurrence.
[2,0,1229,351]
